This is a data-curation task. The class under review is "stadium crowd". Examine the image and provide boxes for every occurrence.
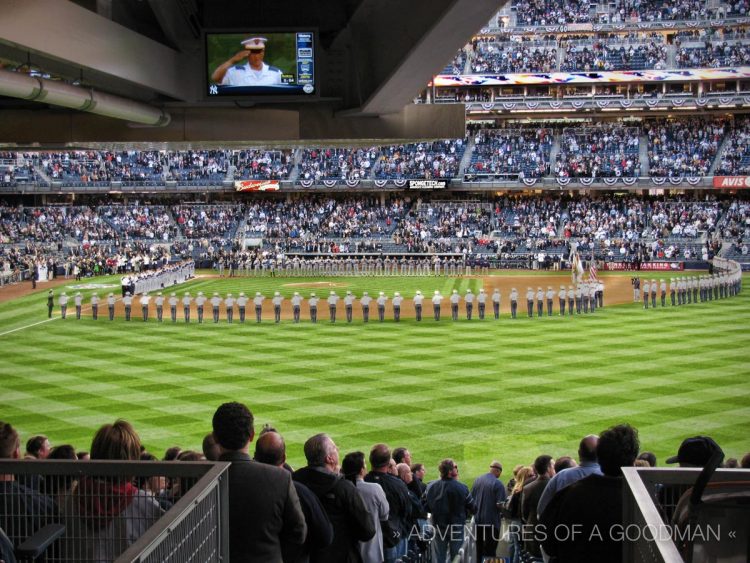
[646,118,727,177]
[465,127,552,180]
[297,148,379,182]
[1,407,747,563]
[555,125,641,178]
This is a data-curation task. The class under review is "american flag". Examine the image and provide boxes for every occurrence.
[589,262,599,282]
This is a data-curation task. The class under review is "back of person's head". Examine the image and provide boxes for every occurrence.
[578,435,599,463]
[77,451,90,460]
[741,452,750,469]
[48,444,76,460]
[163,446,182,461]
[140,452,158,461]
[91,419,141,460]
[534,454,554,477]
[177,450,205,461]
[723,458,739,468]
[304,433,333,467]
[554,456,576,473]
[341,451,365,482]
[26,435,49,458]
[513,466,534,494]
[369,443,391,469]
[212,402,254,451]
[392,446,408,464]
[0,421,20,459]
[637,451,657,467]
[438,458,456,479]
[202,433,222,461]
[597,423,640,476]
[634,459,650,468]
[396,463,412,483]
[254,431,286,466]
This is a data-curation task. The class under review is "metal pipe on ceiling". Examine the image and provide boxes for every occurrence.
[0,67,170,126]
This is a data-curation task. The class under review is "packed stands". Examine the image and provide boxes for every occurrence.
[646,118,727,177]
[715,117,750,176]
[465,127,552,181]
[676,42,750,67]
[470,38,558,73]
[513,0,592,25]
[171,204,245,240]
[232,149,293,180]
[374,140,466,180]
[611,0,708,22]
[297,147,379,182]
[555,125,641,178]
[561,40,667,71]
[99,205,176,240]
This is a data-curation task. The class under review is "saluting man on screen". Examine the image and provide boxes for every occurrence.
[212,37,283,86]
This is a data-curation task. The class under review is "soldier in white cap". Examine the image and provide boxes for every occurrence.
[237,292,248,322]
[392,291,403,322]
[536,286,544,317]
[450,289,461,321]
[155,292,164,322]
[642,279,650,309]
[413,290,424,321]
[140,292,150,322]
[327,290,339,323]
[492,288,501,319]
[210,292,222,323]
[122,292,132,321]
[308,292,319,323]
[168,292,178,322]
[477,288,487,320]
[582,284,590,314]
[195,291,207,323]
[272,291,283,323]
[360,291,372,322]
[650,279,657,309]
[91,292,100,320]
[182,291,192,322]
[376,291,388,322]
[344,290,356,323]
[567,285,574,316]
[254,291,265,323]
[509,287,518,319]
[465,288,475,320]
[106,292,116,321]
[558,285,566,316]
[225,293,235,323]
[546,286,555,316]
[526,287,534,318]
[660,279,667,307]
[575,283,583,314]
[692,276,699,303]
[211,36,284,87]
[432,290,442,320]
[74,292,83,320]
[291,291,303,323]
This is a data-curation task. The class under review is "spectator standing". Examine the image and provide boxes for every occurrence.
[471,460,507,560]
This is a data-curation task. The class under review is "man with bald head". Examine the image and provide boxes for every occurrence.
[293,434,374,562]
[212,402,306,562]
[471,460,507,560]
[255,431,333,563]
[536,434,601,518]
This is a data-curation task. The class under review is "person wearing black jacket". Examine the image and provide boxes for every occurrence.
[213,402,307,563]
[364,444,412,563]
[294,434,375,563]
[255,431,334,563]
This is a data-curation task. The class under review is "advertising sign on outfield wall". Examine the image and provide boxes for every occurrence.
[235,180,280,192]
[409,180,447,189]
[603,262,684,271]
[713,176,750,189]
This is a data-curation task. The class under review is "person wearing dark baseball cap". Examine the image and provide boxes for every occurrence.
[666,436,724,467]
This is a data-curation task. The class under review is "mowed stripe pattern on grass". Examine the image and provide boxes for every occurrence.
[0,274,748,484]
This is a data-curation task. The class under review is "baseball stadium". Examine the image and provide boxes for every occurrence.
[0,1,749,562]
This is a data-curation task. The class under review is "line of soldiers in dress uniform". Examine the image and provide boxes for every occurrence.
[641,271,742,309]
[521,280,604,319]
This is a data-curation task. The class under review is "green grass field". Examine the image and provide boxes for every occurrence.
[1,271,748,486]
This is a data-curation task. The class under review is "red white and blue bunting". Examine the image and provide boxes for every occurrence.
[345,178,361,188]
[521,177,539,187]
[299,178,314,188]
[373,179,389,188]
[323,179,338,188]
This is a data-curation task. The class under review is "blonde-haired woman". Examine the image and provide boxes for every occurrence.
[504,465,534,563]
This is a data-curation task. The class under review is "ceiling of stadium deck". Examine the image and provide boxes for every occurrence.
[0,0,500,146]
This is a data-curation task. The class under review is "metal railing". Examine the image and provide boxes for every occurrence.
[622,467,750,563]
[0,460,229,563]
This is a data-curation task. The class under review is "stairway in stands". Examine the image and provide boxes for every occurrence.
[639,135,650,176]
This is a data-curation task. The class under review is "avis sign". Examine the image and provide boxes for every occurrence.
[713,176,750,189]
